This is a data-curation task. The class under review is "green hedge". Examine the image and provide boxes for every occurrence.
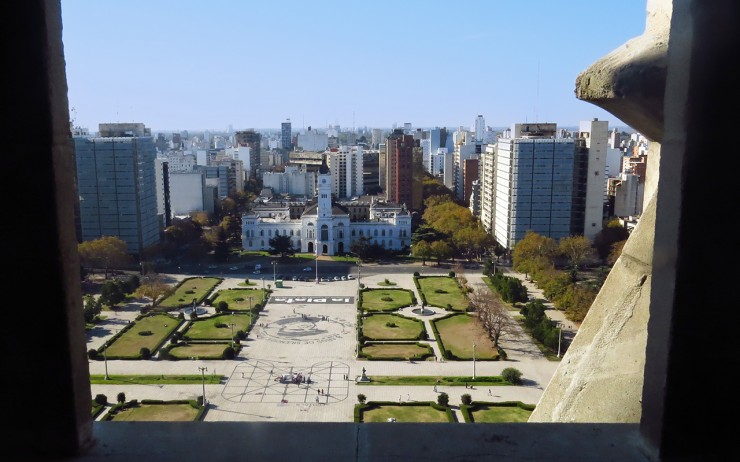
[459,401,536,423]
[357,342,435,361]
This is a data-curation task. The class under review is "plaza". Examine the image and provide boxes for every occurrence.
[88,265,560,423]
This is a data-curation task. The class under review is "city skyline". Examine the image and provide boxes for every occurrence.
[61,0,646,133]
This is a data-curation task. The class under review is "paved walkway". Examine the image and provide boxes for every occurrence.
[88,264,561,422]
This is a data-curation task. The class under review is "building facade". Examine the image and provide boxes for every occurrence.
[493,128,575,249]
[384,129,414,207]
[73,123,160,256]
[242,156,411,256]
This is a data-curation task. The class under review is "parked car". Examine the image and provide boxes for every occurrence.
[341,276,347,281]
[229,266,239,271]
[347,274,355,279]
[303,266,312,272]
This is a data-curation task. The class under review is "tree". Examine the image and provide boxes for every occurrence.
[78,236,132,279]
[350,236,371,260]
[357,393,367,404]
[268,234,296,258]
[512,231,557,278]
[117,392,126,404]
[469,286,519,347]
[429,241,452,265]
[436,392,449,406]
[220,215,243,247]
[411,241,432,265]
[607,240,627,265]
[134,275,172,305]
[99,280,126,306]
[558,235,595,271]
[501,367,523,385]
[461,393,472,405]
[593,219,630,261]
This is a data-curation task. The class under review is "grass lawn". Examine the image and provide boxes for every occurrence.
[167,343,233,359]
[362,314,423,340]
[464,403,534,423]
[210,288,266,311]
[417,276,469,311]
[107,403,200,421]
[434,314,499,360]
[360,343,432,360]
[355,375,508,386]
[331,255,358,263]
[157,277,221,309]
[361,404,452,423]
[90,374,224,385]
[361,288,415,312]
[184,313,252,340]
[104,314,181,358]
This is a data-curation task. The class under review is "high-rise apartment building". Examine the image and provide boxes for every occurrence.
[328,146,364,199]
[575,119,609,240]
[493,123,575,249]
[73,123,160,256]
[235,129,261,180]
[474,115,485,142]
[478,144,496,233]
[384,129,414,207]
[281,120,292,151]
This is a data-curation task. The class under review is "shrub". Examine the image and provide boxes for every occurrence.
[139,347,152,360]
[385,321,397,327]
[178,312,185,320]
[437,392,449,406]
[117,392,126,404]
[244,279,250,285]
[236,329,246,340]
[216,301,229,313]
[381,296,393,302]
[196,396,205,406]
[185,290,195,294]
[223,346,235,360]
[448,271,455,277]
[461,393,472,405]
[384,278,390,284]
[359,283,365,289]
[413,271,420,277]
[138,330,153,336]
[501,367,523,385]
[434,289,447,294]
[94,394,107,405]
[357,393,367,404]
[87,349,99,360]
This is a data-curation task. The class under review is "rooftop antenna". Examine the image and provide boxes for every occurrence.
[535,59,540,122]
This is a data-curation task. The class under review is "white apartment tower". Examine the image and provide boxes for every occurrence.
[474,115,485,142]
[578,119,609,241]
[328,146,364,199]
[478,144,496,234]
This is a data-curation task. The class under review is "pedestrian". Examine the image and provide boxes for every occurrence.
[407,394,410,401]
[315,396,319,404]
[488,389,492,396]
[433,385,437,392]
[399,395,402,404]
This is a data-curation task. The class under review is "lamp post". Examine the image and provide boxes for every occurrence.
[103,344,109,380]
[357,259,361,288]
[315,239,319,284]
[229,314,235,349]
[272,261,277,284]
[557,325,562,358]
[473,343,477,379]
[198,366,208,405]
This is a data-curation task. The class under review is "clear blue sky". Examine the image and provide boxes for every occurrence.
[61,0,647,133]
